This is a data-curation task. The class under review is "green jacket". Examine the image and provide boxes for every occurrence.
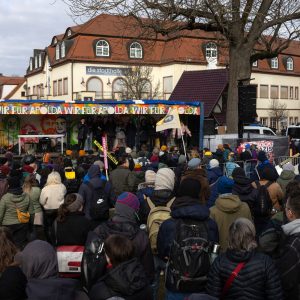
[28,186,42,214]
[0,192,33,225]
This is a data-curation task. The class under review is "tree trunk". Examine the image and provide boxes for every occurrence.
[226,46,252,133]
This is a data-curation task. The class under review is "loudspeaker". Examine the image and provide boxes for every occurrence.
[203,119,216,135]
[238,85,257,123]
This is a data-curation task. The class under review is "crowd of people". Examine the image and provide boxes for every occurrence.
[0,143,299,300]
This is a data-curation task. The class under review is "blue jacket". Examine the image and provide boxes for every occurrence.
[207,167,223,185]
[157,198,219,259]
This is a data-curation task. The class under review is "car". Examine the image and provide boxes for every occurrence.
[243,125,276,136]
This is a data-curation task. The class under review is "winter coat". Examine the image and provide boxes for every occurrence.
[206,249,283,300]
[78,165,106,219]
[157,195,219,260]
[78,123,88,140]
[0,266,27,300]
[210,194,252,252]
[54,212,91,246]
[276,170,295,196]
[109,166,137,198]
[89,258,152,300]
[28,186,42,214]
[93,219,154,282]
[252,180,284,211]
[207,167,223,185]
[275,219,300,300]
[0,188,33,225]
[40,183,66,210]
[136,184,155,224]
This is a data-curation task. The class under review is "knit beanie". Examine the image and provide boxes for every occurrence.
[217,175,234,194]
[209,159,219,169]
[23,165,34,174]
[188,158,201,170]
[8,175,22,189]
[178,178,202,199]
[116,192,140,211]
[282,162,295,172]
[262,167,278,181]
[145,170,156,183]
[67,193,84,212]
[161,145,167,151]
[0,165,10,176]
[155,168,175,191]
[125,147,132,154]
[258,151,268,162]
[232,167,246,179]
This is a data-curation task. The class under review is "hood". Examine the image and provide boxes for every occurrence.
[171,200,210,221]
[7,192,27,203]
[282,219,300,236]
[215,194,242,213]
[232,177,254,196]
[104,220,139,240]
[279,170,295,181]
[150,189,174,206]
[208,167,223,177]
[104,258,148,295]
[225,249,255,263]
[87,164,101,178]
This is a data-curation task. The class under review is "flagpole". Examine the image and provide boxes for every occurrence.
[180,127,188,162]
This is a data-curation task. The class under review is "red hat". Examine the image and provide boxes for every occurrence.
[23,165,34,174]
[0,165,10,176]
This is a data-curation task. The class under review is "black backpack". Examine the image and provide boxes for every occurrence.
[86,182,109,221]
[165,219,211,293]
[254,181,273,217]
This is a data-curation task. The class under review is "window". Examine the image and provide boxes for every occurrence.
[260,85,268,98]
[295,87,299,100]
[271,85,279,99]
[287,57,294,71]
[244,129,260,134]
[289,117,294,125]
[58,79,62,96]
[263,129,274,136]
[63,78,68,95]
[290,87,294,99]
[252,60,258,67]
[271,57,278,69]
[112,78,127,100]
[33,86,36,95]
[280,86,288,99]
[96,40,110,57]
[260,117,268,126]
[29,58,33,71]
[295,117,299,125]
[87,77,103,99]
[40,84,44,97]
[61,42,65,58]
[55,44,60,60]
[129,42,142,59]
[35,56,38,69]
[270,117,277,129]
[163,76,173,100]
[53,80,57,96]
[205,42,218,60]
[141,80,151,99]
[67,29,72,37]
[39,54,42,68]
[21,91,26,97]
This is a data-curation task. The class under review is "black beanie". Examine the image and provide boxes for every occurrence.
[232,167,246,179]
[8,176,21,189]
[178,178,202,199]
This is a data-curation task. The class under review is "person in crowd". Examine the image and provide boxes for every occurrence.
[78,164,107,220]
[157,178,219,299]
[136,151,150,167]
[125,147,135,171]
[206,218,283,299]
[223,144,231,162]
[108,154,136,203]
[53,193,91,246]
[0,170,34,249]
[150,147,160,163]
[0,159,9,200]
[209,185,252,252]
[17,239,88,300]
[22,174,44,240]
[78,118,88,150]
[173,154,187,192]
[202,149,213,166]
[93,192,154,283]
[0,227,27,300]
[39,171,66,242]
[232,167,258,215]
[132,163,145,192]
[89,234,152,300]
[240,144,252,161]
[256,151,279,181]
[225,152,239,177]
[207,159,223,185]
[275,193,300,299]
[277,162,295,196]
[214,144,225,164]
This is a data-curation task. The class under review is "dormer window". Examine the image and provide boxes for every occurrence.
[35,56,38,69]
[287,57,294,71]
[53,37,58,45]
[67,29,72,37]
[29,58,33,71]
[96,40,110,57]
[205,42,218,60]
[252,60,258,67]
[271,57,278,69]
[39,54,42,67]
[129,42,143,59]
[61,42,66,58]
[56,44,60,60]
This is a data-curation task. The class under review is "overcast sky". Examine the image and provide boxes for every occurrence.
[0,0,76,76]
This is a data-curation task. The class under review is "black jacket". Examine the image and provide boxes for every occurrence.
[0,266,27,300]
[54,212,91,246]
[94,220,154,282]
[206,249,283,300]
[89,258,152,300]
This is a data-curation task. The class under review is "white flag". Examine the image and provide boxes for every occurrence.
[156,108,181,132]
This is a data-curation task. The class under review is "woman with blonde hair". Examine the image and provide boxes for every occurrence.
[206,218,282,299]
[40,171,66,242]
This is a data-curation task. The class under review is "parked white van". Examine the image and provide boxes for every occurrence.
[243,125,276,136]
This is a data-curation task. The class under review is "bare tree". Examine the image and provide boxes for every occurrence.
[115,66,161,100]
[268,99,288,130]
[64,0,300,132]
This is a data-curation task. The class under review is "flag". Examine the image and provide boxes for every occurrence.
[156,108,181,132]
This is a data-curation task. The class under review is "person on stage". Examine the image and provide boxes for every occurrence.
[77,118,88,150]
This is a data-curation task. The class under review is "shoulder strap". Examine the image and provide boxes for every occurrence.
[264,181,272,188]
[255,181,261,189]
[221,262,246,299]
[166,197,176,208]
[145,196,155,210]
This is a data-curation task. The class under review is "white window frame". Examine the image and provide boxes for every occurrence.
[252,60,258,67]
[205,42,218,60]
[67,29,72,37]
[55,44,60,60]
[61,42,66,58]
[35,56,38,69]
[271,57,278,69]
[29,58,33,71]
[39,54,42,68]
[129,42,143,59]
[96,40,110,57]
[287,57,294,71]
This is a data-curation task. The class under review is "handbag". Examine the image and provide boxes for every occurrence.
[14,203,30,224]
[221,262,246,299]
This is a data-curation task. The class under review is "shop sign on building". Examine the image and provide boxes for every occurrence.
[86,66,130,76]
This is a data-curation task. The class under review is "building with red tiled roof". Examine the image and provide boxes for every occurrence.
[0,74,26,100]
[9,13,300,129]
